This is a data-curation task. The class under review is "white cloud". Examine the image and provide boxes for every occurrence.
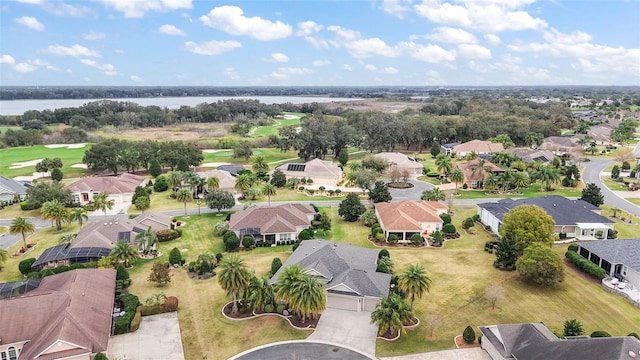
[200,6,292,40]
[402,42,456,63]
[305,36,330,49]
[83,31,106,41]
[13,62,37,73]
[327,25,360,41]
[159,24,186,36]
[485,34,501,45]
[312,59,331,67]
[130,75,143,82]
[30,59,59,71]
[97,0,192,18]
[381,0,412,18]
[271,53,289,62]
[296,21,322,36]
[414,0,547,33]
[365,64,377,71]
[184,40,242,56]
[342,64,353,71]
[44,44,101,58]
[456,43,492,59]
[18,0,91,17]
[425,69,446,85]
[0,55,15,64]
[223,67,239,80]
[344,38,400,58]
[383,67,399,74]
[425,27,477,44]
[114,49,125,54]
[80,59,117,75]
[270,67,312,80]
[14,16,45,31]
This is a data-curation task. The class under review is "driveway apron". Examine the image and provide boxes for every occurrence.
[307,308,378,356]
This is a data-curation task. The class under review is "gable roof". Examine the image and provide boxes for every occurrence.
[504,148,555,164]
[270,239,391,298]
[375,200,446,231]
[217,164,245,176]
[229,204,315,234]
[452,140,504,154]
[457,159,503,181]
[542,136,581,147]
[67,173,146,194]
[197,169,236,190]
[0,269,116,360]
[478,195,611,226]
[131,211,172,233]
[479,323,640,360]
[0,176,29,198]
[275,158,344,178]
[578,239,640,272]
[373,152,424,170]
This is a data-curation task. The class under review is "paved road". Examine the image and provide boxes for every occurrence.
[581,158,640,217]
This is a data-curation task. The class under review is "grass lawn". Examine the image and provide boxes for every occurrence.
[251,112,304,137]
[456,183,583,200]
[417,175,441,185]
[0,144,91,178]
[202,148,299,166]
[626,198,640,206]
[599,205,639,238]
[602,177,629,192]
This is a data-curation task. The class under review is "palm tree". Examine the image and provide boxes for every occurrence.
[577,135,594,149]
[0,248,8,270]
[359,209,378,227]
[176,188,192,216]
[469,159,493,189]
[397,263,432,312]
[435,154,452,180]
[289,274,326,322]
[235,173,255,195]
[274,264,304,305]
[166,171,182,195]
[58,233,77,245]
[218,254,252,314]
[252,156,270,177]
[135,226,158,255]
[110,241,138,267]
[69,207,88,228]
[206,176,220,192]
[421,188,445,201]
[500,169,516,192]
[484,173,500,191]
[370,293,413,336]
[449,167,464,193]
[533,165,561,191]
[41,200,70,231]
[611,207,621,218]
[245,187,262,200]
[262,183,276,206]
[247,275,275,313]
[93,192,114,219]
[9,217,35,251]
[525,132,543,148]
[512,171,530,191]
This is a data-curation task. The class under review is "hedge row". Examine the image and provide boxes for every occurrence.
[565,250,606,279]
[114,293,141,335]
[27,262,98,279]
[157,229,181,242]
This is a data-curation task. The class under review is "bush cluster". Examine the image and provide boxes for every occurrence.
[18,258,36,275]
[27,261,97,279]
[298,228,314,240]
[223,231,240,252]
[462,218,475,230]
[156,229,181,242]
[114,293,140,335]
[565,250,606,279]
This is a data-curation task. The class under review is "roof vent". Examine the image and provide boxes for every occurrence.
[553,204,556,207]
[104,223,107,226]
[629,351,636,358]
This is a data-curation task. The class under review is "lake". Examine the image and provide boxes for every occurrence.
[0,96,364,116]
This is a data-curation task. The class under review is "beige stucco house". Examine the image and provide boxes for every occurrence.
[375,200,448,242]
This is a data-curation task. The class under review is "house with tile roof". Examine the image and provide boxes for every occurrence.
[0,176,30,204]
[374,200,448,242]
[540,136,583,157]
[0,269,116,360]
[197,169,236,193]
[229,204,316,245]
[477,195,614,240]
[67,173,146,205]
[373,152,424,175]
[31,212,171,271]
[442,140,505,158]
[457,159,504,189]
[275,158,344,185]
[270,239,391,312]
[479,322,640,360]
[576,239,640,295]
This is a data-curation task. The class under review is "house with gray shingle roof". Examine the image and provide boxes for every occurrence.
[0,176,29,204]
[479,322,640,360]
[229,204,316,245]
[270,239,391,312]
[477,195,614,240]
[576,239,640,292]
[274,158,345,185]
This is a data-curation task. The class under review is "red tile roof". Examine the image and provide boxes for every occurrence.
[375,200,445,231]
[67,173,146,194]
[229,204,315,234]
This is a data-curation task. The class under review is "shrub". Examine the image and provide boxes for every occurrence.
[292,243,300,252]
[371,224,383,236]
[443,223,457,234]
[410,233,423,245]
[168,247,183,265]
[18,258,36,275]
[129,310,142,332]
[567,243,578,252]
[271,257,282,275]
[216,253,223,262]
[565,251,606,278]
[440,213,452,224]
[375,232,385,241]
[116,264,130,282]
[20,201,38,211]
[277,304,285,314]
[622,161,631,171]
[138,304,165,316]
[472,214,480,222]
[213,221,228,236]
[298,186,305,191]
[590,330,611,337]
[94,353,109,360]
[225,236,240,252]
[242,236,255,249]
[153,175,169,192]
[462,218,475,229]
[378,249,390,259]
[199,261,211,275]
[298,228,314,240]
[264,303,275,313]
[115,293,140,335]
[387,234,399,244]
[462,183,468,189]
[163,296,179,312]
[629,333,640,339]
[156,229,180,242]
[463,325,476,344]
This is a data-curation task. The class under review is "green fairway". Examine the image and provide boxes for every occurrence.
[251,112,304,137]
[455,183,583,199]
[0,144,91,178]
[202,148,300,166]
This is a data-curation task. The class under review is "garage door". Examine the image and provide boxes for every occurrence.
[363,298,379,312]
[326,294,359,311]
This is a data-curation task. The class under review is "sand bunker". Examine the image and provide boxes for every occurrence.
[44,143,86,149]
[9,159,44,169]
[71,163,88,169]
[283,114,300,119]
[203,149,226,153]
[200,162,231,168]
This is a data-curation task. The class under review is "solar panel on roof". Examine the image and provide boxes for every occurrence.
[287,164,306,172]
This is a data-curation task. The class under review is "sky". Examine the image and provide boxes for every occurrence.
[0,0,639,87]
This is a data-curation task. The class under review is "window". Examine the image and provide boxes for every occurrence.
[280,233,291,242]
[8,347,16,360]
[2,351,7,360]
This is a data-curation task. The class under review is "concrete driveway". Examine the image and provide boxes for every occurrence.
[108,312,185,360]
[381,348,491,360]
[307,309,378,356]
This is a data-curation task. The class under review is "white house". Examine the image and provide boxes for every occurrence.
[67,173,146,205]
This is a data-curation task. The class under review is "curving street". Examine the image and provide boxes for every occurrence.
[581,158,640,217]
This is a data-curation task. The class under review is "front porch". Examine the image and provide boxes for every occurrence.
[574,223,612,240]
[384,230,423,243]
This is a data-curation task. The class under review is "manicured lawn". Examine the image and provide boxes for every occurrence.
[600,205,640,239]
[602,177,629,191]
[0,144,91,178]
[455,183,583,200]
[251,112,304,137]
[202,148,300,166]
[417,175,441,185]
[627,198,640,206]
